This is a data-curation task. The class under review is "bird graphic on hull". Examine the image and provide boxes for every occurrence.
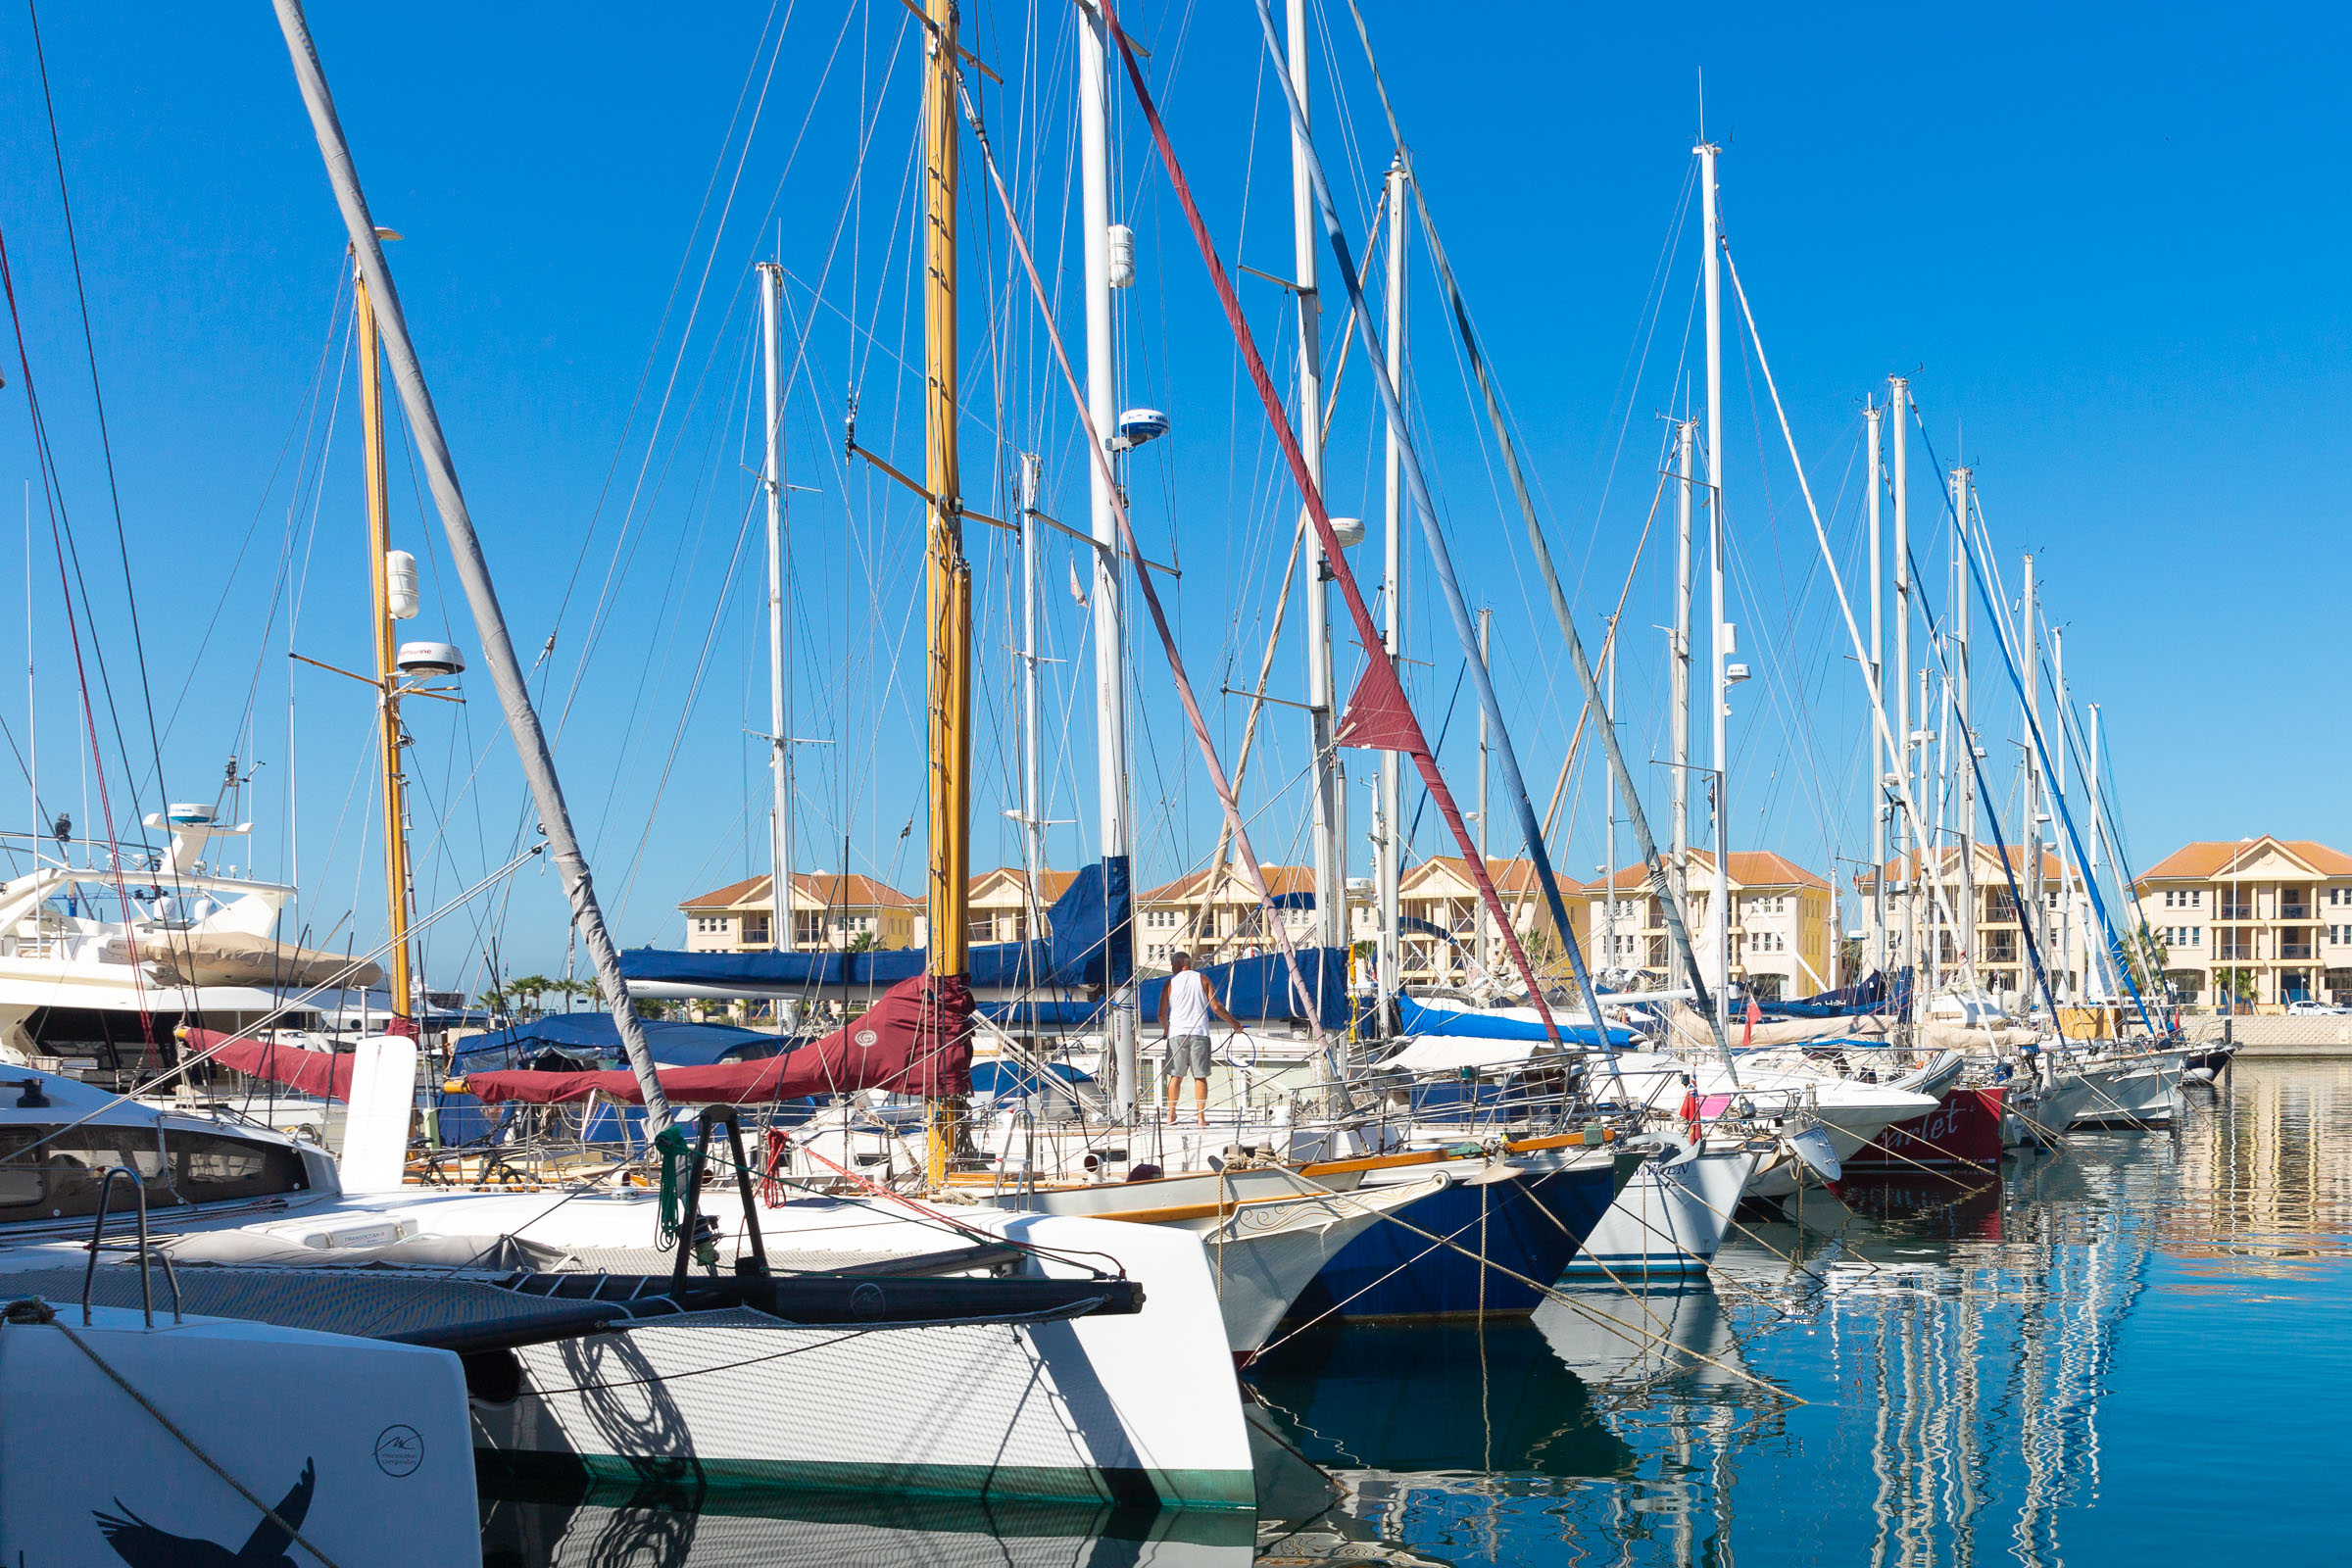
[92,1457,316,1567]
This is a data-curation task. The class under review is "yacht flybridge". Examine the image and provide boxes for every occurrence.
[0,805,372,1077]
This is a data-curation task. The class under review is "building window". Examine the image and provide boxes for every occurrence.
[742,916,770,945]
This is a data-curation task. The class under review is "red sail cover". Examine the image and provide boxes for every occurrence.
[459,973,972,1106]
[186,1030,357,1102]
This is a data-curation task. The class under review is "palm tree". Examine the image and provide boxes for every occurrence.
[506,974,555,1018]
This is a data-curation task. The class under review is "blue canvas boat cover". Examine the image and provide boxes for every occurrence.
[969,1059,1096,1098]
[1138,948,1349,1030]
[1394,996,1635,1049]
[618,858,1133,996]
[1755,966,1912,1019]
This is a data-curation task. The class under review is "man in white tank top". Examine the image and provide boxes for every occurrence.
[1155,951,1238,1126]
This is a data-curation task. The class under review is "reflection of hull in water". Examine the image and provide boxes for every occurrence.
[1534,1282,1748,1387]
[479,1478,1258,1567]
[1567,1145,1759,1276]
[1246,1318,1637,1478]
[1289,1153,1619,1319]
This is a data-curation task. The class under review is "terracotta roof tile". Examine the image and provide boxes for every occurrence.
[2135,836,2352,883]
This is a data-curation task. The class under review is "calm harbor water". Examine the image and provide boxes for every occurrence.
[480,1059,2352,1565]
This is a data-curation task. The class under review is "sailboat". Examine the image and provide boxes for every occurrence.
[0,0,1259,1513]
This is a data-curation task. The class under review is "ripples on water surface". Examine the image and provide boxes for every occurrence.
[481,1060,2352,1564]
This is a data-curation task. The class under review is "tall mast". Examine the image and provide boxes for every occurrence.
[758,261,794,965]
[1889,376,1913,1005]
[1077,0,1136,1113]
[273,0,672,1131]
[2053,624,2082,999]
[1601,620,1617,976]
[1475,608,1491,980]
[1016,454,1047,918]
[1700,138,1730,1038]
[355,263,413,1027]
[1865,397,1885,978]
[1672,416,1694,932]
[1952,465,1974,988]
[1288,0,1345,953]
[2021,550,2042,1004]
[1378,157,1405,1009]
[922,0,972,1064]
[2088,700,2108,1000]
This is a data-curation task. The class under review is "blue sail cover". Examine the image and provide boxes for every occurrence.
[449,1015,778,1072]
[619,858,1132,996]
[1755,966,1913,1020]
[1138,948,1349,1030]
[1394,996,1634,1049]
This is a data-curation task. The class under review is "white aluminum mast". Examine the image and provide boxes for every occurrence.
[1700,138,1731,1039]
[1602,620,1618,973]
[758,261,795,969]
[1078,0,1137,1112]
[1288,0,1346,954]
[1865,397,1886,976]
[1471,610,1493,979]
[1889,376,1914,1002]
[1014,454,1049,918]
[2022,551,2044,996]
[1672,417,1695,931]
[2053,624,2104,1001]
[1952,466,1976,986]
[2088,700,2111,1001]
[1378,157,1406,1008]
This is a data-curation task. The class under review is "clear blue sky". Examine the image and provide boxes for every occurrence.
[0,1,2338,990]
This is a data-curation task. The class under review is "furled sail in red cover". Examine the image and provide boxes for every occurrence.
[184,1030,357,1102]
[456,973,971,1106]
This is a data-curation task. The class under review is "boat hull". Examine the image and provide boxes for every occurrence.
[1565,1144,1759,1277]
[1285,1152,1618,1320]
[1844,1086,2007,1170]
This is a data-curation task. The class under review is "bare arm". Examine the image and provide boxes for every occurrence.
[1206,979,1241,1031]
[1156,982,1170,1039]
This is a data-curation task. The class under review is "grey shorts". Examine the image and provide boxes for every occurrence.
[1166,1034,1214,1080]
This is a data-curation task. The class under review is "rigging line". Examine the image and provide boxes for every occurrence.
[1906,411,2154,1029]
[1245,0,1592,1046]
[1332,1,1714,1070]
[1721,420,1862,865]
[0,224,153,862]
[25,0,170,827]
[0,221,174,1038]
[540,0,797,657]
[1718,244,1970,982]
[155,257,350,754]
[959,51,1339,1053]
[1909,453,2154,1034]
[582,319,761,861]
[1507,471,1665,935]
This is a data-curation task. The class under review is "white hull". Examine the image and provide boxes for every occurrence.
[986,1167,1446,1353]
[2064,1054,2184,1128]
[0,1067,1256,1515]
[1566,1144,1759,1276]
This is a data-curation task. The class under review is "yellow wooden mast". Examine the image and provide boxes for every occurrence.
[922,0,969,1181]
[355,264,414,1027]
